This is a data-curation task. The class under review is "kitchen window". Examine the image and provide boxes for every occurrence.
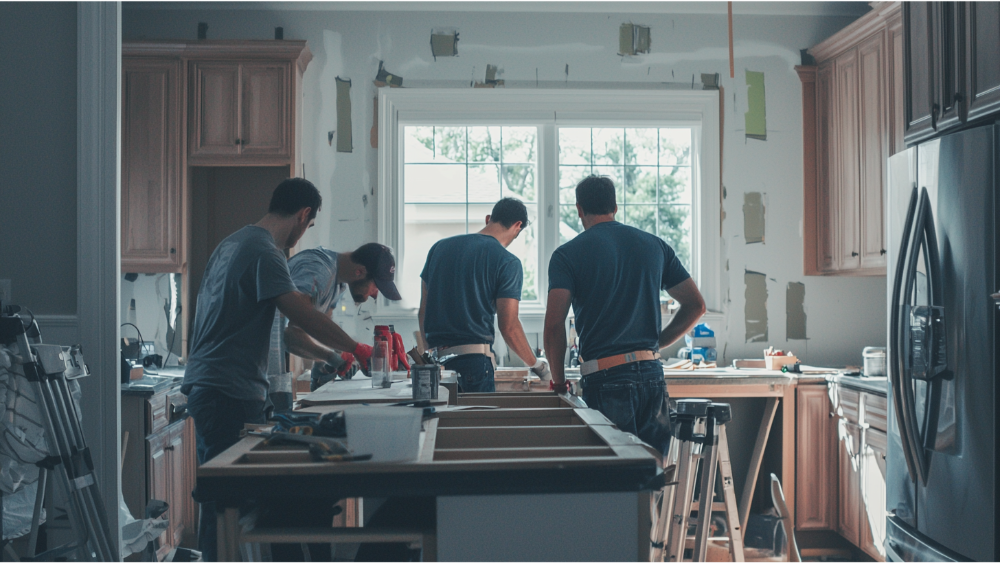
[377,88,721,314]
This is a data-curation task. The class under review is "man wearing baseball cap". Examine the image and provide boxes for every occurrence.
[274,243,402,391]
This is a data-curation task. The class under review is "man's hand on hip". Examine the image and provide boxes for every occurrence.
[530,358,551,381]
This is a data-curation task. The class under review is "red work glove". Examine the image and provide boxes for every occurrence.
[337,352,355,376]
[392,333,409,371]
[550,380,571,394]
[353,342,373,376]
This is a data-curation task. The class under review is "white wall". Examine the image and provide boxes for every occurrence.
[123,3,886,367]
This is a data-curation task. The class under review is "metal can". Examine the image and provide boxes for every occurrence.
[862,346,887,377]
[412,364,441,400]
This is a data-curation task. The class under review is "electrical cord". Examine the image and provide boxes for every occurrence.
[120,322,145,362]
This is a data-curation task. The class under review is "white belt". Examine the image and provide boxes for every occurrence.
[434,344,497,368]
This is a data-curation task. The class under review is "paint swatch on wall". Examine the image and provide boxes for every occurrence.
[335,77,353,153]
[745,270,768,343]
[430,30,459,59]
[745,70,767,140]
[743,192,765,243]
[786,282,807,340]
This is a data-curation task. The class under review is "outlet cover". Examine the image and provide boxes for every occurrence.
[0,279,11,303]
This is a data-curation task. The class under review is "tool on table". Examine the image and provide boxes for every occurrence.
[651,399,744,563]
[678,323,717,363]
[374,325,411,373]
[0,309,117,561]
[247,430,372,462]
[764,347,798,371]
[270,411,346,438]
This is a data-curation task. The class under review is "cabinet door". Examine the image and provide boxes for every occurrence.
[191,62,241,157]
[966,2,1000,121]
[121,58,183,273]
[861,428,888,560]
[147,431,172,552]
[858,34,887,271]
[933,2,966,132]
[167,423,187,548]
[240,63,291,157]
[837,418,862,546]
[816,63,837,273]
[904,2,938,144]
[887,14,907,156]
[795,385,837,530]
[833,48,861,271]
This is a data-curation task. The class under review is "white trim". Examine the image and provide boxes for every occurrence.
[376,88,722,317]
[33,314,80,328]
[78,2,122,556]
[126,0,871,17]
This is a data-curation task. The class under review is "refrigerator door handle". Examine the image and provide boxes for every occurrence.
[890,186,920,484]
[992,292,1000,306]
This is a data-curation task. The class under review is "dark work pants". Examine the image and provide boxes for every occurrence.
[442,353,495,393]
[187,386,267,562]
[580,360,673,454]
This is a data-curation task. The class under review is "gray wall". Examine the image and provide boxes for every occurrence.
[123,3,887,366]
[0,2,78,315]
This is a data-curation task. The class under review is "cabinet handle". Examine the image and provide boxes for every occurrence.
[164,445,175,451]
[852,251,859,257]
[235,138,242,145]
[880,249,886,255]
[170,248,176,254]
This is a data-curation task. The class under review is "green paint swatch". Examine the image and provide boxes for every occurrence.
[745,70,767,140]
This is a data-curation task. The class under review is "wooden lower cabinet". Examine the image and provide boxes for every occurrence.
[123,388,196,560]
[795,384,838,530]
[829,382,887,561]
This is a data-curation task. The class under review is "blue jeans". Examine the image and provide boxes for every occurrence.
[187,386,266,562]
[442,354,495,393]
[580,360,673,454]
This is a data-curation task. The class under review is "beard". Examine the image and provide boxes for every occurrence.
[350,289,367,304]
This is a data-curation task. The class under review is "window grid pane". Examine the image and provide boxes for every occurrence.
[404,126,539,303]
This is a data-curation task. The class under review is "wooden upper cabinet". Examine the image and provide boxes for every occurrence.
[191,63,240,157]
[966,2,1000,122]
[121,57,184,273]
[795,385,838,531]
[904,2,937,144]
[241,64,291,155]
[887,16,907,156]
[190,60,293,163]
[859,35,888,270]
[834,48,862,271]
[801,2,900,277]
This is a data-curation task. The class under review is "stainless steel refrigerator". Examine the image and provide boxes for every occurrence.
[885,123,998,562]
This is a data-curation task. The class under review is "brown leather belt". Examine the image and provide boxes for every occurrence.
[579,350,661,376]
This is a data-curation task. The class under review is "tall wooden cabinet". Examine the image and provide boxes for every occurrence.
[799,2,902,277]
[121,57,185,273]
[121,41,311,273]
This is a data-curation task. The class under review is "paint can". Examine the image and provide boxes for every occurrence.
[862,347,887,377]
[412,364,440,400]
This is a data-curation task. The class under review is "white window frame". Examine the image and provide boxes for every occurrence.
[376,88,721,318]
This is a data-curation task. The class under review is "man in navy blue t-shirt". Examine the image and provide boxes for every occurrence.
[543,175,706,454]
[419,198,550,392]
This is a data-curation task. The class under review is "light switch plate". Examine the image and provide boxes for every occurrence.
[0,279,11,303]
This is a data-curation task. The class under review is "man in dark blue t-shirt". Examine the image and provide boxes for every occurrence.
[419,198,550,392]
[543,175,706,454]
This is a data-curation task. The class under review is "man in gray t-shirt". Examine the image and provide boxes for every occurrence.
[181,178,401,562]
[269,244,403,391]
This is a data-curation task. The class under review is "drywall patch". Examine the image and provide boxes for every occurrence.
[745,70,767,140]
[431,29,459,59]
[787,282,807,340]
[743,192,765,244]
[619,23,651,56]
[474,64,505,88]
[745,271,768,343]
[335,77,352,153]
